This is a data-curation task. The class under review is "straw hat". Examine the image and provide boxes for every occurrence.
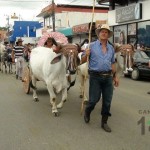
[95,24,113,38]
[17,38,23,42]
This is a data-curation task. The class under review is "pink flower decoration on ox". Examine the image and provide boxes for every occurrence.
[38,31,68,46]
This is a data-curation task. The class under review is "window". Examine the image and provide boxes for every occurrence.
[128,23,137,45]
[138,21,150,48]
[128,23,136,35]
[114,25,127,44]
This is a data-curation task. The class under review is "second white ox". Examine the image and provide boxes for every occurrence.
[30,45,79,116]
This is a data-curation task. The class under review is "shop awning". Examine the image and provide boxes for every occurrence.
[72,22,95,34]
[57,27,73,36]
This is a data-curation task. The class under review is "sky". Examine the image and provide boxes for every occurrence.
[0,0,106,27]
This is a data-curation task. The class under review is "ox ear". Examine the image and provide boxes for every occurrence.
[51,55,62,64]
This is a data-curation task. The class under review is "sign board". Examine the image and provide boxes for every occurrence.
[116,3,142,23]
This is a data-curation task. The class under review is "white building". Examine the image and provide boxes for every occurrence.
[36,3,109,43]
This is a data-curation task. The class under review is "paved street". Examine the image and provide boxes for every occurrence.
[0,71,150,150]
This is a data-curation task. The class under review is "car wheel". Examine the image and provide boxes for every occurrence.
[131,68,139,80]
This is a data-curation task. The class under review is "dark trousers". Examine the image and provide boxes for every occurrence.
[85,74,113,117]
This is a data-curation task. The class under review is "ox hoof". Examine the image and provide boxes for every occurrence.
[53,112,59,117]
[83,101,89,105]
[34,98,39,102]
[80,95,83,98]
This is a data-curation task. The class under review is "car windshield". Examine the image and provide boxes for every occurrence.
[140,51,149,59]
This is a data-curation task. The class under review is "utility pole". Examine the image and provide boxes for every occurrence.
[6,15,10,43]
[52,0,55,31]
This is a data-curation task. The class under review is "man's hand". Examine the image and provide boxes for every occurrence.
[53,45,61,54]
[113,76,119,87]
[85,49,90,57]
[81,49,90,64]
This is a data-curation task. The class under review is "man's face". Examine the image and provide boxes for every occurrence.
[18,41,23,45]
[99,29,109,40]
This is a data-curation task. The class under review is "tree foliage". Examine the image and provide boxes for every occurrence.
[0,27,7,30]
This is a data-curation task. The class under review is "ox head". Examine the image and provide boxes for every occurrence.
[114,44,134,57]
[61,44,80,74]
[114,44,135,74]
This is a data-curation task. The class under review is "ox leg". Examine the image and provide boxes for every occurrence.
[46,83,59,116]
[8,62,12,73]
[31,76,39,102]
[4,61,7,73]
[1,61,5,73]
[0,62,1,71]
[57,88,67,109]
[10,63,13,74]
[1,62,3,73]
[79,75,84,98]
[80,75,88,102]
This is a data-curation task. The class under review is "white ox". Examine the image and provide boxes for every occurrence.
[29,45,79,116]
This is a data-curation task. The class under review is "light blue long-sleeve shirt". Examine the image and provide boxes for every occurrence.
[82,40,115,72]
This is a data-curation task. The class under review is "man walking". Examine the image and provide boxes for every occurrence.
[81,24,119,132]
[12,38,24,80]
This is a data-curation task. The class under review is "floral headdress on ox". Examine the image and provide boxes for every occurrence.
[38,31,68,46]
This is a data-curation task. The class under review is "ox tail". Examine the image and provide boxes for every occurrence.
[30,80,37,90]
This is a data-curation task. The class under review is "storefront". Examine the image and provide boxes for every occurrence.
[108,1,150,49]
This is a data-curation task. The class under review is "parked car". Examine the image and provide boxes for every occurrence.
[124,50,150,80]
[144,50,150,57]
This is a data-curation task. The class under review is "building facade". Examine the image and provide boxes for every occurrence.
[36,3,109,43]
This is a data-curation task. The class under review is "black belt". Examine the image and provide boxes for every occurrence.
[88,70,112,76]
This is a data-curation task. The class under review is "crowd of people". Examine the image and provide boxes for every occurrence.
[1,39,35,79]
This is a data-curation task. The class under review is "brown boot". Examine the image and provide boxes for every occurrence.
[101,115,111,132]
